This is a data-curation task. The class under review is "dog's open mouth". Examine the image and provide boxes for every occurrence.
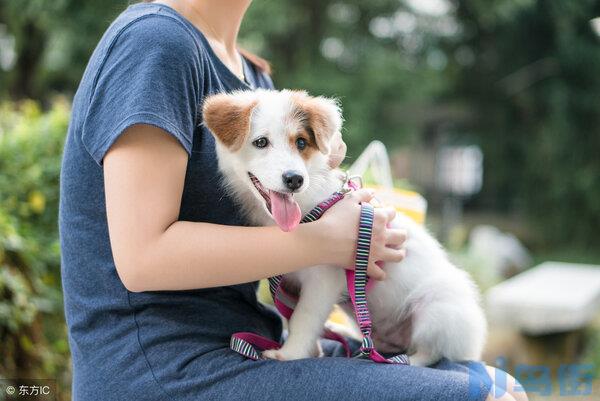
[248,172,302,232]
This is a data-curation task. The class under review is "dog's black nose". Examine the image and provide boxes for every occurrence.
[282,171,304,191]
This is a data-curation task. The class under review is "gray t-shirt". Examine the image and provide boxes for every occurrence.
[59,3,281,399]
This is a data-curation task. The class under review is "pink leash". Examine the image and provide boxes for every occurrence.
[230,186,410,365]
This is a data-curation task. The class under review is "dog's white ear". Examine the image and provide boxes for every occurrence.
[291,92,343,155]
[203,93,258,152]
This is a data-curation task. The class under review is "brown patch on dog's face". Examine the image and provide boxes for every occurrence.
[290,91,342,155]
[288,128,319,161]
[203,94,258,152]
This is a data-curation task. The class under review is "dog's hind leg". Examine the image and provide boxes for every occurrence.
[409,299,486,367]
[263,265,346,361]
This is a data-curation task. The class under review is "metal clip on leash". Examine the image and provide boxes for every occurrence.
[341,171,364,194]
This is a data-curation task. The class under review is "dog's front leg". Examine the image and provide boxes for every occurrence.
[263,265,345,361]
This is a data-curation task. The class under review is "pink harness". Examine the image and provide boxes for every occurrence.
[230,185,410,365]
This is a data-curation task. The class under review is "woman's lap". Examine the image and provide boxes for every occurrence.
[185,346,493,401]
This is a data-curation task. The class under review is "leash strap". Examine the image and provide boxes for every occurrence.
[230,190,409,364]
[345,203,410,364]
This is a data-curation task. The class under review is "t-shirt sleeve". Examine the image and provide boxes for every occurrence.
[82,16,202,165]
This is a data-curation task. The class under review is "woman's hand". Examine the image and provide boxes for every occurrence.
[314,189,407,280]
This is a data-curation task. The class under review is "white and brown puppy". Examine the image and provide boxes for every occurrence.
[203,89,487,366]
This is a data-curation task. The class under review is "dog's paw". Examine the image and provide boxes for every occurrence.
[314,341,324,358]
[409,351,438,367]
[262,349,289,361]
[262,345,314,361]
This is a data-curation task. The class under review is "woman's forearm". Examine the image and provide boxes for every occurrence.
[104,125,397,292]
[126,220,330,292]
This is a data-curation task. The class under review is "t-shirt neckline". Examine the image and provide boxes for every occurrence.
[141,2,255,90]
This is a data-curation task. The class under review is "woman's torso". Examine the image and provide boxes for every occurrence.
[59,3,281,399]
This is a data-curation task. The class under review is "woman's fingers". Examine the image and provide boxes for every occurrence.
[386,228,407,248]
[366,248,405,279]
[367,261,387,281]
[372,207,396,232]
[339,190,407,277]
[381,247,407,263]
[381,207,397,223]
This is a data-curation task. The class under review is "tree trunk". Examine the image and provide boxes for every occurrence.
[10,20,46,99]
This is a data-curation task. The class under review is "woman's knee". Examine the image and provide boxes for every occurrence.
[485,366,529,401]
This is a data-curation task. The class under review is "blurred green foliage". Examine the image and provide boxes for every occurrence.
[0,100,70,394]
[449,0,600,247]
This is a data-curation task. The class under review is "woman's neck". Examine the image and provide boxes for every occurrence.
[156,0,251,76]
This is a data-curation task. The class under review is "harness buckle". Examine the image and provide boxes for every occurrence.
[341,171,363,193]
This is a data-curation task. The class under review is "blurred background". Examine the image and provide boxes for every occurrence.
[1,0,599,400]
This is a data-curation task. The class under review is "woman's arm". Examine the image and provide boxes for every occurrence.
[104,125,406,292]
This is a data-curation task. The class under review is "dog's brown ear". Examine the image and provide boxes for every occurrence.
[203,93,258,152]
[291,91,343,155]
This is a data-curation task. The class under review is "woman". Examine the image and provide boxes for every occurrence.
[59,0,527,400]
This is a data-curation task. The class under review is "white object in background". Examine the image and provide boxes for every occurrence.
[469,225,532,278]
[591,17,600,37]
[436,145,483,196]
[348,140,394,189]
[486,262,600,335]
[347,140,427,223]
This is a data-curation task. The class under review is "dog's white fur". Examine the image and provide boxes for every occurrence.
[204,89,487,366]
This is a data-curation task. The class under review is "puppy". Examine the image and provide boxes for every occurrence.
[203,89,487,366]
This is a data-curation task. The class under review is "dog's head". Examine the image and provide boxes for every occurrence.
[203,89,342,232]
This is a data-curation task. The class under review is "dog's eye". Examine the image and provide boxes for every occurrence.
[253,137,269,149]
[296,138,307,151]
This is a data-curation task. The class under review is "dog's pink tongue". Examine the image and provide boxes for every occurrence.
[270,190,302,232]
